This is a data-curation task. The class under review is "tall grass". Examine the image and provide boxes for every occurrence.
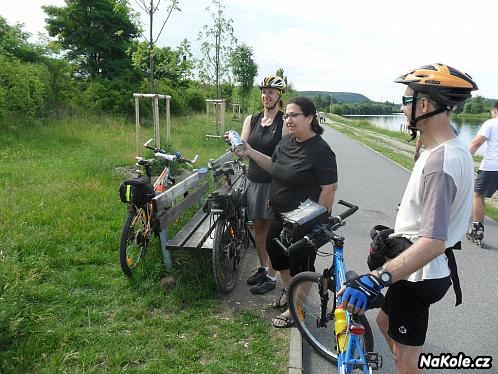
[0,113,287,373]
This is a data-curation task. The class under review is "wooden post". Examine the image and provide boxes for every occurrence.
[206,100,210,116]
[153,95,160,148]
[166,97,171,142]
[220,101,225,134]
[135,95,140,156]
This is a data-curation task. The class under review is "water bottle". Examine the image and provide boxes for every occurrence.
[228,130,245,152]
[334,305,348,351]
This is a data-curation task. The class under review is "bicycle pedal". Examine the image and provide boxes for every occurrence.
[365,352,383,370]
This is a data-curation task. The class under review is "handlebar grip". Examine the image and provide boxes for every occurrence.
[155,152,176,161]
[337,200,359,221]
[285,236,309,255]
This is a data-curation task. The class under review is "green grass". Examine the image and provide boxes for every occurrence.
[327,114,414,170]
[0,113,287,373]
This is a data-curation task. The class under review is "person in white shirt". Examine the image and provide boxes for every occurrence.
[339,63,477,373]
[467,102,498,245]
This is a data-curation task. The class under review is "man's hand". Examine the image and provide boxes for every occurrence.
[338,274,384,314]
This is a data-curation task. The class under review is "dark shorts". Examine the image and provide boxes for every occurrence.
[475,170,498,198]
[266,218,316,277]
[381,277,451,346]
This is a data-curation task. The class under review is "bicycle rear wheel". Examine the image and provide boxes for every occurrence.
[212,216,241,293]
[288,271,374,364]
[119,205,152,277]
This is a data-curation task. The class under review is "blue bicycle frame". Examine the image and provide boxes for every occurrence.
[333,241,371,374]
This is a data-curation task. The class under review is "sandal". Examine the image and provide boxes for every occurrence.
[272,314,295,328]
[271,288,288,308]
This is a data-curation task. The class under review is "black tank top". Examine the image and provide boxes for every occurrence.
[247,111,284,183]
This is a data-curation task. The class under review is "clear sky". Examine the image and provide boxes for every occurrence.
[2,0,497,103]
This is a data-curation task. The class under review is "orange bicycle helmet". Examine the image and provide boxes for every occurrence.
[395,63,478,108]
[259,75,286,94]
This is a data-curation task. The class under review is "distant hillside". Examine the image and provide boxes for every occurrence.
[298,91,370,103]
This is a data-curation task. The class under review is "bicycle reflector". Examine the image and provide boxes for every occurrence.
[349,322,366,336]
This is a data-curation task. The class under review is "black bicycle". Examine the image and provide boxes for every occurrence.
[118,139,197,277]
[204,158,255,293]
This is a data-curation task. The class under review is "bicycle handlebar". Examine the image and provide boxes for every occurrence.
[143,139,198,166]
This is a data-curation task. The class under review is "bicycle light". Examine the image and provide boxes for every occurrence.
[349,322,366,336]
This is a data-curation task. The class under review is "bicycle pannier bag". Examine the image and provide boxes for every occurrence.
[119,176,155,205]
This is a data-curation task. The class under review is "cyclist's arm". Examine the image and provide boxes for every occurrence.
[318,183,337,213]
[378,237,445,283]
[245,147,272,172]
[469,135,486,156]
[240,115,252,142]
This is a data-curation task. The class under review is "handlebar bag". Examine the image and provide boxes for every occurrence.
[119,176,155,205]
[281,199,329,242]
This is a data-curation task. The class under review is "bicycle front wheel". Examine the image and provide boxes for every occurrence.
[288,271,374,364]
[212,216,241,293]
[119,205,152,277]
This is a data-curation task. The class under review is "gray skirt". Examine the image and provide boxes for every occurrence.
[245,179,273,220]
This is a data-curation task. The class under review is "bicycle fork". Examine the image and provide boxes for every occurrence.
[317,268,334,328]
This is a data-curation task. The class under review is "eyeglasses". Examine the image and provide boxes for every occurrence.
[402,96,415,106]
[282,112,304,120]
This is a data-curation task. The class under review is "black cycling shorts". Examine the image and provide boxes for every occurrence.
[381,277,451,346]
[475,170,498,198]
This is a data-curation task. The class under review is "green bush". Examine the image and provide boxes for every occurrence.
[79,78,137,113]
[185,86,206,112]
[0,54,49,120]
[155,80,187,116]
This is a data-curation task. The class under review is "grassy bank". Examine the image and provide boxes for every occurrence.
[0,114,287,373]
[452,112,491,121]
[326,114,498,222]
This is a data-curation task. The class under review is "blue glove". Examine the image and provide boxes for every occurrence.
[342,274,384,312]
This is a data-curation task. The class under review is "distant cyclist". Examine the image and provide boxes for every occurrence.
[240,75,288,295]
[467,101,498,246]
[340,63,477,372]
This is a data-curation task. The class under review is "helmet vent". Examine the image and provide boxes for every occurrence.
[420,64,437,71]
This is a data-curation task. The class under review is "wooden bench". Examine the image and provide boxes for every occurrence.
[152,150,242,268]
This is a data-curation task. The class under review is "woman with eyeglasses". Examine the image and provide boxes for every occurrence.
[239,75,289,295]
[235,96,338,328]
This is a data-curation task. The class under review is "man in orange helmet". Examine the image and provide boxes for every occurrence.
[340,64,478,372]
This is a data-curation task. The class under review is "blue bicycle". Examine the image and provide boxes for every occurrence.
[280,200,382,373]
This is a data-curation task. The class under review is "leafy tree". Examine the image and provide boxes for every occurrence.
[130,39,194,87]
[43,0,139,79]
[230,44,257,110]
[131,0,181,92]
[197,0,237,99]
[0,16,45,62]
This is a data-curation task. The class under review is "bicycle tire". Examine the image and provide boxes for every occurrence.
[212,216,241,293]
[119,205,151,277]
[288,271,374,364]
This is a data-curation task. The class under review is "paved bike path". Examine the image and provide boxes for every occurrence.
[304,124,498,374]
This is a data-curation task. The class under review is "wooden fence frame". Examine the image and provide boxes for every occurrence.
[133,93,171,156]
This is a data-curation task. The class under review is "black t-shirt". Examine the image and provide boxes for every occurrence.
[247,111,284,183]
[270,134,338,214]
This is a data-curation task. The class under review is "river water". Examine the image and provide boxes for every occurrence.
[344,114,486,155]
